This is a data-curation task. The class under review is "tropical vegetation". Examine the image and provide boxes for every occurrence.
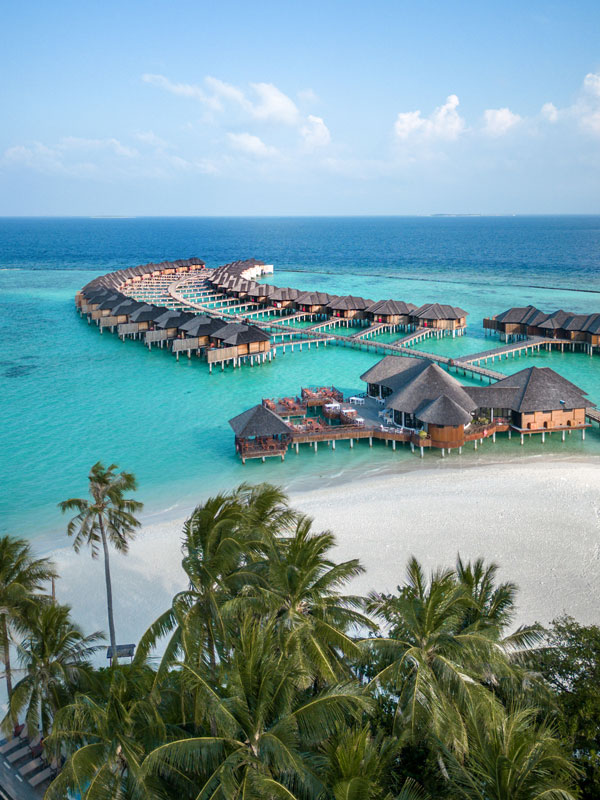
[1,472,598,799]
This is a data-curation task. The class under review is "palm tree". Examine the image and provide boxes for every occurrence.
[318,725,399,800]
[227,514,374,684]
[0,535,56,700]
[45,663,167,800]
[364,557,514,754]
[3,602,103,738]
[136,484,294,683]
[142,616,370,800]
[443,702,579,800]
[59,462,143,666]
[135,489,250,685]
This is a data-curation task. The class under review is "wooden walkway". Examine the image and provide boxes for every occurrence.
[167,279,506,382]
[453,336,572,365]
[394,327,435,346]
[586,408,600,425]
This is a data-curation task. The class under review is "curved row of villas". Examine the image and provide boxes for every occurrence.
[484,305,600,352]
[75,258,274,366]
[209,260,468,331]
[229,355,594,461]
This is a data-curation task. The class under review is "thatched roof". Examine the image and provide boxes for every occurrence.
[269,287,300,302]
[211,323,271,345]
[360,355,427,385]
[128,304,167,323]
[295,291,336,305]
[154,310,193,329]
[111,299,144,316]
[179,315,223,336]
[385,363,478,415]
[96,293,127,310]
[229,404,290,438]
[366,299,416,315]
[414,394,473,426]
[327,295,373,311]
[412,303,468,320]
[490,367,592,412]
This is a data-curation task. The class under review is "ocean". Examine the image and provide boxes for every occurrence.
[1,216,600,547]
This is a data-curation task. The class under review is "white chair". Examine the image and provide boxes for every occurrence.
[30,766,54,787]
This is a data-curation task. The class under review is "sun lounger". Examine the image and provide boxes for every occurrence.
[7,732,42,763]
[29,766,54,787]
[20,756,43,776]
[0,729,26,754]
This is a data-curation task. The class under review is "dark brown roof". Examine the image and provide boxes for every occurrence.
[385,362,478,415]
[412,303,468,320]
[229,404,291,437]
[415,394,473,426]
[490,367,592,412]
[295,291,336,305]
[366,299,417,315]
[360,355,424,385]
[327,295,373,311]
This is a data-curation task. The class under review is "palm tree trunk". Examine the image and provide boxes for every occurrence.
[98,517,118,666]
[1,614,12,700]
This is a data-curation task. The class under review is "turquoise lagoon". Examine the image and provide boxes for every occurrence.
[1,216,599,547]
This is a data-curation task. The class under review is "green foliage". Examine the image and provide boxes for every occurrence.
[537,615,600,799]
[1,482,590,800]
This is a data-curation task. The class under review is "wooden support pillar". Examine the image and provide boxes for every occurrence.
[520,433,524,445]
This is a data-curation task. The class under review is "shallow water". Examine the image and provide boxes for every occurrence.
[1,216,599,546]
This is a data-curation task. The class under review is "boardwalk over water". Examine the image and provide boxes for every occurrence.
[453,336,572,365]
[170,278,507,382]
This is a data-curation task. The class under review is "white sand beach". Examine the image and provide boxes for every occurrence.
[52,459,600,652]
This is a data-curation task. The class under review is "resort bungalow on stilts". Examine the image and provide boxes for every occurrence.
[294,292,338,317]
[208,323,272,366]
[409,303,468,335]
[121,304,166,336]
[268,287,300,311]
[326,296,374,324]
[365,299,417,327]
[229,404,292,463]
[484,305,600,353]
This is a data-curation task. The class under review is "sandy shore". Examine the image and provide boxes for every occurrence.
[52,459,600,652]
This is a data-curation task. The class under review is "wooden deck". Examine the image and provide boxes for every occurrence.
[453,336,572,365]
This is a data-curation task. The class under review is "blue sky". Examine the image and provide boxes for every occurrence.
[1,0,600,215]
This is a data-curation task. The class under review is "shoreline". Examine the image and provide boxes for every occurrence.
[47,457,600,658]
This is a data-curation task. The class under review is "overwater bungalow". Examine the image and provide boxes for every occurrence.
[178,314,224,342]
[326,295,373,321]
[484,306,600,351]
[410,303,468,333]
[467,367,591,434]
[269,287,300,310]
[209,322,272,358]
[294,292,337,315]
[229,404,292,463]
[153,309,194,337]
[366,299,417,325]
[127,304,168,333]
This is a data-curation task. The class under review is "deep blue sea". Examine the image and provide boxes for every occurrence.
[2,216,600,547]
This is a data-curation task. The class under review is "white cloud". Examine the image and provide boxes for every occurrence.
[135,131,169,148]
[146,73,299,125]
[482,107,521,136]
[298,88,318,104]
[226,132,278,158]
[249,82,299,125]
[60,136,138,157]
[583,72,600,98]
[1,135,219,179]
[394,94,465,141]
[578,72,600,135]
[541,102,559,123]
[142,74,221,109]
[300,115,331,149]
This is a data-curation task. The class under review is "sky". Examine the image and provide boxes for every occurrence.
[1,0,600,215]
